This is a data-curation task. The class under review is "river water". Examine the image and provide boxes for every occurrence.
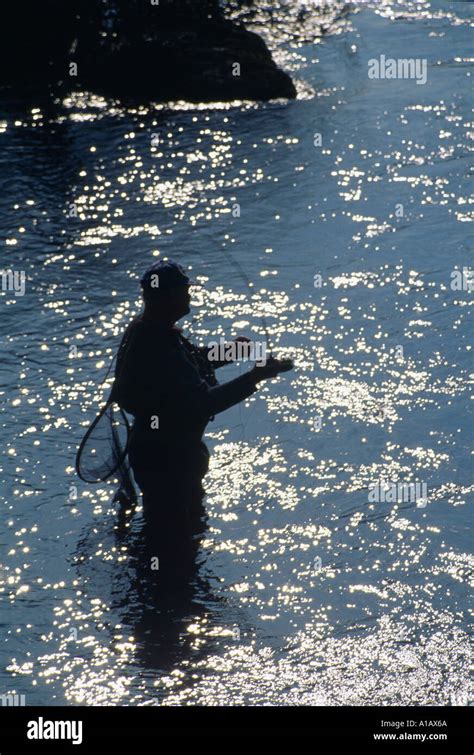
[0,0,472,706]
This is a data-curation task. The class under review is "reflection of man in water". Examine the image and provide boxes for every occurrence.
[113,260,293,575]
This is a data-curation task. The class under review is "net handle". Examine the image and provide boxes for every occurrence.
[75,396,131,483]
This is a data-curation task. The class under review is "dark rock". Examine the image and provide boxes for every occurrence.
[0,0,296,103]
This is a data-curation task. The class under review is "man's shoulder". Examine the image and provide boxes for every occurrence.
[130,320,183,355]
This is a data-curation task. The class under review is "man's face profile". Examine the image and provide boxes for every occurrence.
[175,284,191,318]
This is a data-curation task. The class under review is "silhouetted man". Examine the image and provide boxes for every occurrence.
[113,259,293,574]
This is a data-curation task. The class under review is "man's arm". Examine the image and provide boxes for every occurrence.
[119,327,292,422]
[168,343,259,418]
[168,344,293,420]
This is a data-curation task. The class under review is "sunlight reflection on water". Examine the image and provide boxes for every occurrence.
[0,0,471,706]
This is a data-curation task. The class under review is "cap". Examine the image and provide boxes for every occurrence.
[140,259,200,296]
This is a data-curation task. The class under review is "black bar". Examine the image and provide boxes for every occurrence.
[0,705,470,749]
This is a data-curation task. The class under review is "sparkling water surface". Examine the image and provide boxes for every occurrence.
[0,0,472,705]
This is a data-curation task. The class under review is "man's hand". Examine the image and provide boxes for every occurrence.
[252,355,294,383]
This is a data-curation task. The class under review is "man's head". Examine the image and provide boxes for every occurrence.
[140,259,197,323]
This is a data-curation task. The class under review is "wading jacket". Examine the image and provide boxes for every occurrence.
[112,316,258,446]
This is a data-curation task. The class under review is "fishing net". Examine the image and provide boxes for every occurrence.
[75,398,131,483]
[75,320,138,506]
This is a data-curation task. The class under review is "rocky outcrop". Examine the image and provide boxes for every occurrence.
[0,0,296,102]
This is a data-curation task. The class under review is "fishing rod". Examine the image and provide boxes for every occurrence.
[217,242,274,356]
